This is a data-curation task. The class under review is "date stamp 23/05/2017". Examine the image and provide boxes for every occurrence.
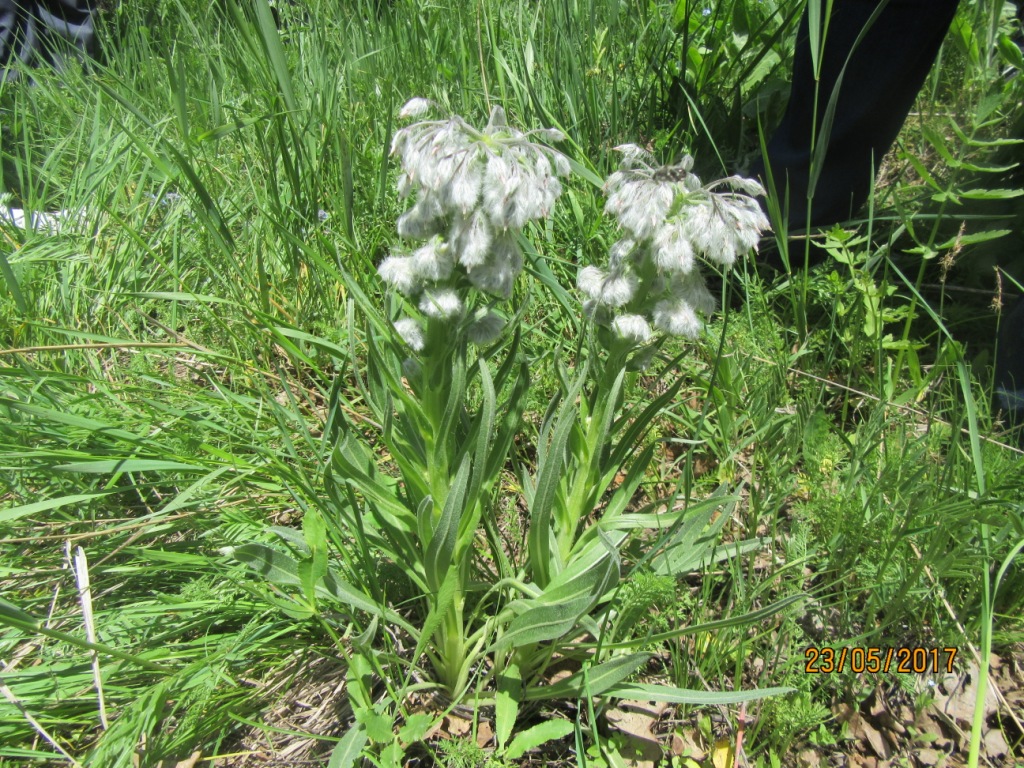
[804,646,958,675]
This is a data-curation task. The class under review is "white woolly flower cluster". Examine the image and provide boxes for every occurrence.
[579,145,770,345]
[380,98,570,349]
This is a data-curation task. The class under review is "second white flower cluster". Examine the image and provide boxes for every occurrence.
[579,146,770,346]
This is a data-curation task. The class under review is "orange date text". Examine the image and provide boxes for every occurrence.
[804,646,958,675]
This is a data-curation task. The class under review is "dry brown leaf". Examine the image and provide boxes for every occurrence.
[846,712,892,760]
[868,689,906,737]
[669,730,704,760]
[605,701,665,765]
[443,713,472,738]
[173,752,203,768]
[932,660,1001,727]
[476,720,494,749]
[915,747,944,766]
[912,707,953,752]
[868,691,887,718]
[982,726,1009,761]
[423,717,445,742]
[150,752,203,768]
[835,702,857,722]
[796,747,820,767]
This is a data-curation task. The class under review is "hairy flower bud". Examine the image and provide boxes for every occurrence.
[394,317,426,351]
[468,260,516,299]
[577,266,606,299]
[453,210,493,268]
[467,311,506,344]
[653,297,702,339]
[399,97,433,118]
[379,255,420,294]
[412,236,454,281]
[612,314,652,344]
[419,287,463,320]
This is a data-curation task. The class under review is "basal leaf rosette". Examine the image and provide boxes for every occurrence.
[579,146,770,357]
[380,98,570,352]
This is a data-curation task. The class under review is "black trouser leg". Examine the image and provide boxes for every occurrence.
[755,0,1024,430]
[756,0,960,230]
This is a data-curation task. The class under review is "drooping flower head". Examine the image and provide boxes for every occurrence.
[382,98,570,349]
[580,146,769,349]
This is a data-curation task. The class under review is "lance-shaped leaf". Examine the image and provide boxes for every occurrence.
[332,433,413,530]
[504,719,575,760]
[498,530,623,648]
[328,721,369,768]
[602,682,794,704]
[226,543,417,636]
[495,662,522,749]
[424,454,471,592]
[648,490,734,576]
[528,368,589,586]
[523,652,650,701]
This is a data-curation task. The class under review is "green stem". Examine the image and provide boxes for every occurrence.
[967,588,990,768]
[557,352,621,561]
[441,591,467,694]
[967,521,992,768]
[417,320,468,692]
[421,333,453,505]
